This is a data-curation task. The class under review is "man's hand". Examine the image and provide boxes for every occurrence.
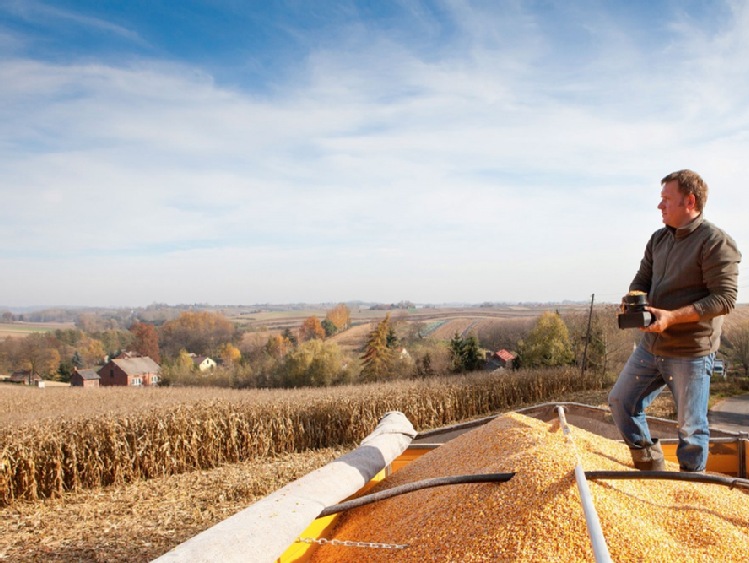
[640,305,700,333]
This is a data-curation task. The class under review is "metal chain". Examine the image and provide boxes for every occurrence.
[297,536,409,550]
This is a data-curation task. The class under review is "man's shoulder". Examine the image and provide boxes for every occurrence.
[647,226,672,243]
[699,219,737,242]
[698,219,741,255]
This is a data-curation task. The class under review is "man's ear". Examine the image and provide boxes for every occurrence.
[686,193,697,211]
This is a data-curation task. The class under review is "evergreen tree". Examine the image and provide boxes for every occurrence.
[450,332,483,373]
[282,328,298,346]
[71,350,84,368]
[321,319,338,337]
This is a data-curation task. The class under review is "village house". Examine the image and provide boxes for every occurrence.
[9,370,41,385]
[192,355,217,372]
[71,368,100,388]
[97,356,160,387]
[485,349,517,371]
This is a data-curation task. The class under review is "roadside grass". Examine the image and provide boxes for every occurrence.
[708,375,749,408]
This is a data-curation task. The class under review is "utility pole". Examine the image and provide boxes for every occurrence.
[581,294,594,377]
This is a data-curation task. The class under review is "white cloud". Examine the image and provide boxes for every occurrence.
[1,1,749,306]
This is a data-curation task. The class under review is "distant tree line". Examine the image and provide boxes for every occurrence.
[4,299,749,389]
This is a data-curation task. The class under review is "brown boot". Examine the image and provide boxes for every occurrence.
[630,439,666,471]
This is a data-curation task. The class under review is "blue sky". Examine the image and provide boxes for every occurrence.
[1,0,747,308]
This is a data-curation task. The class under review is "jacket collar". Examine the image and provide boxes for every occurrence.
[668,214,703,239]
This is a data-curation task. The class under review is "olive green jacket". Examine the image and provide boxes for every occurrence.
[630,215,741,357]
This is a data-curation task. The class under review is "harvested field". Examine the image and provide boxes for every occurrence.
[0,321,74,340]
[0,387,684,562]
[0,447,348,562]
[311,412,749,562]
[0,368,609,506]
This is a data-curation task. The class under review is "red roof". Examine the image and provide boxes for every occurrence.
[496,349,516,362]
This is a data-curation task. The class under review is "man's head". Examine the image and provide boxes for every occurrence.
[658,169,707,228]
[661,169,708,212]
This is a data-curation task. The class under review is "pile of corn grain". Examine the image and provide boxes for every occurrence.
[310,412,749,562]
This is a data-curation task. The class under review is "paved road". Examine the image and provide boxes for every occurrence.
[708,393,749,434]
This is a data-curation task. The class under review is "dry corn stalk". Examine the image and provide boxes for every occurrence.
[0,368,604,506]
[311,413,749,562]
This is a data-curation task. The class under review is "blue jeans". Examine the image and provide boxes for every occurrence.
[608,342,714,471]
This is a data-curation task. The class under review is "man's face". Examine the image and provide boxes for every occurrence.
[658,180,694,228]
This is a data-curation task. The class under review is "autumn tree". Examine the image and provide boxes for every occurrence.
[159,311,237,359]
[298,316,325,342]
[477,318,534,353]
[326,304,351,332]
[17,333,61,381]
[129,322,160,363]
[564,305,636,377]
[361,314,398,382]
[517,311,575,368]
[77,335,106,367]
[278,339,350,387]
[264,334,292,359]
[722,320,749,376]
[219,342,241,366]
[0,336,18,374]
[176,349,196,372]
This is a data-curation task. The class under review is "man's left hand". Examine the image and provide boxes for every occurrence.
[640,305,700,333]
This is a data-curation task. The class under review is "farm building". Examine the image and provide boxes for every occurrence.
[9,370,40,385]
[97,356,160,387]
[71,368,100,388]
[485,348,517,370]
[192,355,217,372]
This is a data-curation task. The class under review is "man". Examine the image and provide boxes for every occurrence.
[608,169,741,472]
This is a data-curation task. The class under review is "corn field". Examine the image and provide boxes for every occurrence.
[0,367,608,505]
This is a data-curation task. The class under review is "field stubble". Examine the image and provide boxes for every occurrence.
[0,368,667,562]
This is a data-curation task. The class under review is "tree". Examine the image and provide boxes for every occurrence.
[321,319,338,338]
[361,314,397,382]
[298,316,325,342]
[159,311,237,359]
[326,304,351,331]
[58,361,74,382]
[175,349,196,372]
[265,334,291,359]
[77,336,106,367]
[95,329,135,359]
[282,328,298,346]
[450,332,483,373]
[17,333,61,381]
[722,320,749,376]
[278,339,349,387]
[517,311,575,368]
[219,342,241,366]
[130,322,160,362]
[71,351,84,369]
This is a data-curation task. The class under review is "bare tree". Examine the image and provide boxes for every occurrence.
[721,320,749,376]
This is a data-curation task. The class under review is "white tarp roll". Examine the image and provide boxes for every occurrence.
[153,411,417,563]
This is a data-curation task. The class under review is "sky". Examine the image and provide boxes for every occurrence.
[1,0,748,309]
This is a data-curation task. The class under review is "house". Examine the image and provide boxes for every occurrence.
[98,356,160,387]
[9,370,41,385]
[192,355,217,372]
[485,349,517,371]
[71,368,100,388]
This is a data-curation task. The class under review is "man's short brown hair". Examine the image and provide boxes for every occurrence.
[661,169,708,212]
